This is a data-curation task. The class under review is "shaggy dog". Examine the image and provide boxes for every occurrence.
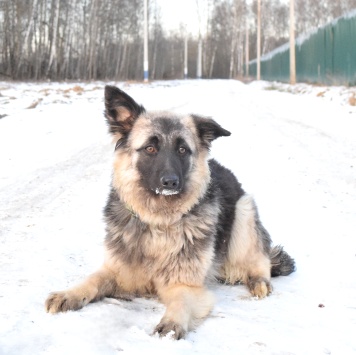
[45,86,295,339]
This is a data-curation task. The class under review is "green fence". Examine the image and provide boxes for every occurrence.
[248,10,356,86]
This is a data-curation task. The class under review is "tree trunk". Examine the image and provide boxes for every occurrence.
[46,0,60,78]
[208,46,217,78]
[16,0,38,78]
[229,37,236,79]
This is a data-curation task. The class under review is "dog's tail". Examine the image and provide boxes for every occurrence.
[270,245,296,277]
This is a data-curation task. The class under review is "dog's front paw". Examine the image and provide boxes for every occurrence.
[248,277,272,298]
[45,291,87,313]
[154,319,186,340]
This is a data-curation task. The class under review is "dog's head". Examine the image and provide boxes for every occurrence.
[104,85,230,223]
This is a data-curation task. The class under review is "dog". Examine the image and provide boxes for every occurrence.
[45,85,295,339]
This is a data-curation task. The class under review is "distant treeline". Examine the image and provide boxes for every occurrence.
[1,0,355,81]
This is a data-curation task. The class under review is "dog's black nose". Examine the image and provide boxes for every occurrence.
[160,174,180,189]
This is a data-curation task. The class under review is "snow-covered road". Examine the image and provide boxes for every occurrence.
[0,80,355,354]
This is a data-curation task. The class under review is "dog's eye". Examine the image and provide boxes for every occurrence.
[145,145,157,154]
[178,147,186,154]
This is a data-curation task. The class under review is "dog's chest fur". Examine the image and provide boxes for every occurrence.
[104,189,219,292]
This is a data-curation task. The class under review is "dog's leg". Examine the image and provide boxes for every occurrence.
[154,285,214,340]
[223,194,273,298]
[45,266,118,313]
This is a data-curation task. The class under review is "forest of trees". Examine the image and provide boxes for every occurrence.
[0,0,355,81]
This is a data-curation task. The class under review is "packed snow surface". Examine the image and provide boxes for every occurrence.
[0,79,355,354]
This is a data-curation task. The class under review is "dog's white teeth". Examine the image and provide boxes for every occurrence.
[162,189,179,196]
[155,188,179,196]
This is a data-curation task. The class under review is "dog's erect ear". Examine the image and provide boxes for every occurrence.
[192,115,231,148]
[105,85,145,137]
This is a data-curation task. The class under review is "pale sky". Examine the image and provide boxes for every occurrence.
[156,0,206,36]
[156,0,290,36]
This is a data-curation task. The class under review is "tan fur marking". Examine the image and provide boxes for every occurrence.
[157,284,215,335]
[115,106,133,121]
[45,267,117,313]
[248,278,272,298]
[222,195,271,291]
[104,200,218,294]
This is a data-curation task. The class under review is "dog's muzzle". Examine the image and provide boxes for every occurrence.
[155,173,181,196]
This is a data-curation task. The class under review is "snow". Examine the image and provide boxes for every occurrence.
[1,79,356,354]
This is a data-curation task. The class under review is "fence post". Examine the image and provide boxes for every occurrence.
[289,0,296,84]
[257,0,261,80]
[143,0,149,82]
